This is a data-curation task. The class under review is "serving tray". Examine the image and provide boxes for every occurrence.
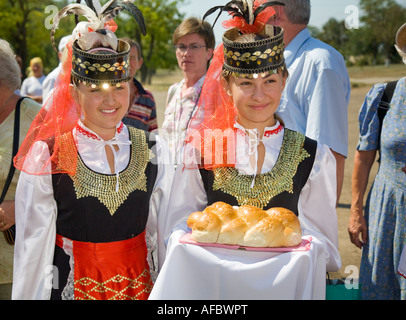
[179,232,312,253]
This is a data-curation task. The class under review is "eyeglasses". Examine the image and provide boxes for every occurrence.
[174,44,207,53]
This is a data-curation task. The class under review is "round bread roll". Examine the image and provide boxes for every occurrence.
[237,205,268,228]
[266,208,302,247]
[243,216,285,247]
[187,211,221,243]
[204,202,237,224]
[187,203,302,248]
[218,217,248,246]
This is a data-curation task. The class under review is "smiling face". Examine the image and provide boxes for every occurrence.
[223,71,287,131]
[71,81,130,140]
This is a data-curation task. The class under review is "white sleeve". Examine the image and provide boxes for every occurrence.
[298,143,341,272]
[12,141,57,300]
[146,134,175,274]
[19,78,28,97]
[157,163,207,269]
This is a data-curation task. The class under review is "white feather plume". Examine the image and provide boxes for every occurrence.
[51,0,146,52]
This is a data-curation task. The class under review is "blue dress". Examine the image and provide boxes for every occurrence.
[357,78,406,300]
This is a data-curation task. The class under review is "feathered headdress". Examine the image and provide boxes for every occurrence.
[50,0,147,86]
[14,0,147,176]
[183,0,285,170]
[203,0,284,34]
[51,0,146,52]
[203,0,285,78]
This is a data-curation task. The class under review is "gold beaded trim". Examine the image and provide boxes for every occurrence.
[212,130,310,209]
[224,43,284,66]
[222,66,285,79]
[59,127,151,215]
[72,55,129,74]
[223,40,285,78]
[74,269,153,300]
[56,132,78,173]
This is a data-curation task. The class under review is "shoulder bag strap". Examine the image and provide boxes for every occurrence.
[1,97,25,245]
[0,97,24,203]
[377,80,398,150]
[378,80,397,123]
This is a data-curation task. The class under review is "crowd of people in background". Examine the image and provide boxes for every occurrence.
[0,0,405,301]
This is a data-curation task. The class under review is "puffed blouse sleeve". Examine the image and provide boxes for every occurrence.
[298,143,341,272]
[146,134,175,277]
[156,162,207,269]
[357,83,386,151]
[12,141,57,300]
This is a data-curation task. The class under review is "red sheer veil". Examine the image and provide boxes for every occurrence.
[13,1,146,175]
[183,0,281,170]
[14,40,80,175]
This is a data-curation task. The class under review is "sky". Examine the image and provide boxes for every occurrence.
[179,0,406,45]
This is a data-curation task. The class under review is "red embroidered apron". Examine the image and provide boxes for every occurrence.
[56,231,152,300]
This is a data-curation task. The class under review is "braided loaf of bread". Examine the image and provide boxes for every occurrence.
[187,202,302,248]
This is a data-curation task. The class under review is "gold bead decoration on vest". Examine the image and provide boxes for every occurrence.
[61,127,151,215]
[212,130,311,209]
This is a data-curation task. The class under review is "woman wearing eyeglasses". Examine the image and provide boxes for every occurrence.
[161,17,215,166]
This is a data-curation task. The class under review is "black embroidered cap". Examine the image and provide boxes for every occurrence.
[222,25,285,78]
[50,0,146,87]
[71,39,131,86]
[202,0,286,78]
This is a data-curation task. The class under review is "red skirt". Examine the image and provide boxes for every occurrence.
[56,231,153,300]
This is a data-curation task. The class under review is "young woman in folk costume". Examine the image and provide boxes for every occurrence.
[12,0,173,300]
[153,0,340,299]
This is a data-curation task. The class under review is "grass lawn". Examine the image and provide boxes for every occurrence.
[348,63,406,79]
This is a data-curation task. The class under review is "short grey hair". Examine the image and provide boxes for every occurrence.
[0,39,21,91]
[275,0,311,25]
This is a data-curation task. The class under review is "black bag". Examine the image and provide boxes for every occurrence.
[1,97,25,245]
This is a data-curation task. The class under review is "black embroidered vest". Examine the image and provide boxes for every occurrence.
[52,127,157,243]
[199,129,317,216]
[50,127,157,299]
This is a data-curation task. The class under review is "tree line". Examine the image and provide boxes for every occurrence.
[311,0,406,66]
[0,0,185,83]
